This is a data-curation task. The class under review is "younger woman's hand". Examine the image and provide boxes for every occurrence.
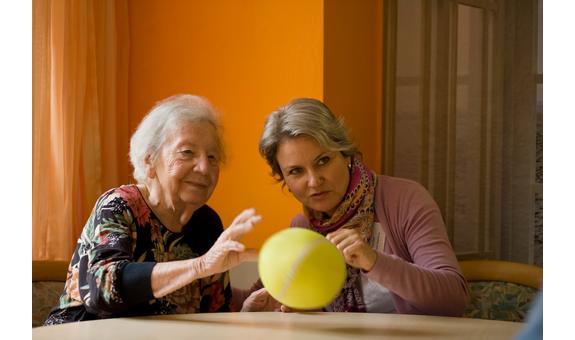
[326,228,377,272]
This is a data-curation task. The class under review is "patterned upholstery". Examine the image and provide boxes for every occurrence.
[459,260,542,323]
[32,260,69,327]
[465,281,539,322]
[32,281,65,327]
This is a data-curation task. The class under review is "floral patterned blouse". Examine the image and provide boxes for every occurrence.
[44,185,233,326]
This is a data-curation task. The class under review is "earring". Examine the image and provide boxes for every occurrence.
[348,163,352,170]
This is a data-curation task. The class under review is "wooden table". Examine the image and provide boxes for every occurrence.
[33,312,525,340]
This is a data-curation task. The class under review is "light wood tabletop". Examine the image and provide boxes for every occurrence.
[33,312,525,340]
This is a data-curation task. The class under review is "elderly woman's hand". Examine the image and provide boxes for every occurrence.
[240,288,283,312]
[326,228,377,272]
[200,208,262,277]
[241,288,301,313]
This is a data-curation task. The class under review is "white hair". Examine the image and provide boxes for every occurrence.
[129,94,226,183]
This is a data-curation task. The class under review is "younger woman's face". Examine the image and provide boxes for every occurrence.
[276,136,350,217]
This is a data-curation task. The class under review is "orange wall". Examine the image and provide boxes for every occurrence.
[127,0,382,249]
[324,0,383,174]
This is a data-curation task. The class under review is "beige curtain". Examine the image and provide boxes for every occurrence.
[32,0,130,261]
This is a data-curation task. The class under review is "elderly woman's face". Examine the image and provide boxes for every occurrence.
[153,120,220,208]
[276,136,350,217]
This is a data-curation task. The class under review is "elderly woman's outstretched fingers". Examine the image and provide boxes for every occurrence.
[200,208,262,277]
[226,208,262,241]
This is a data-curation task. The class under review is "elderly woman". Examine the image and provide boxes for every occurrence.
[238,98,468,316]
[44,94,261,325]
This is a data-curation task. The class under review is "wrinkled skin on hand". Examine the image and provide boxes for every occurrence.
[240,288,284,312]
[241,288,306,313]
[201,208,262,277]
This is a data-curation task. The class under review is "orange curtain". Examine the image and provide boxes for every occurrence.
[32,0,130,261]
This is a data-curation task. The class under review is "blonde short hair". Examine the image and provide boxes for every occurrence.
[258,97,358,183]
[130,94,226,183]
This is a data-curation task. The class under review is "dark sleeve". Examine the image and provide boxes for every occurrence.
[76,191,150,315]
[117,262,156,306]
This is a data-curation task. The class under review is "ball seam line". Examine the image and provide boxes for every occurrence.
[276,237,328,302]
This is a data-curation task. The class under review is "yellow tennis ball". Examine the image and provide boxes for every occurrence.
[258,228,347,310]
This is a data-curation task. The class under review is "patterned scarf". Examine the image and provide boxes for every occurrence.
[303,155,377,312]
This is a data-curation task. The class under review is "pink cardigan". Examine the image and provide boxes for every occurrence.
[233,175,468,316]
